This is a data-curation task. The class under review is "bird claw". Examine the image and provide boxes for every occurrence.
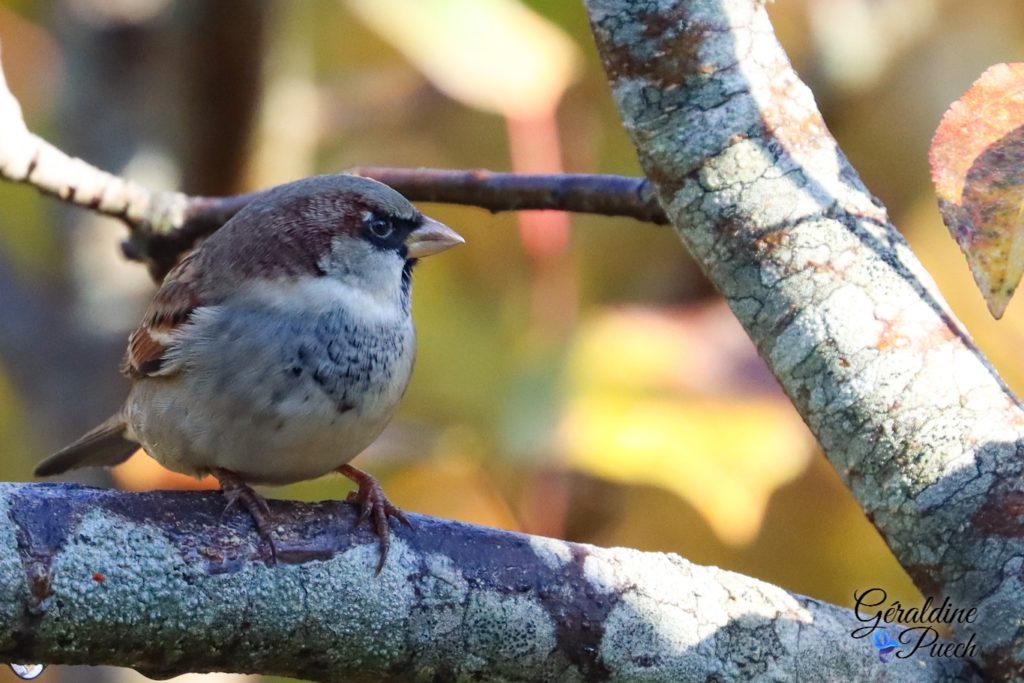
[214,468,277,563]
[221,487,270,517]
[338,464,408,573]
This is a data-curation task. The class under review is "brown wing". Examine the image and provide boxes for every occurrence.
[121,252,206,379]
[120,183,342,378]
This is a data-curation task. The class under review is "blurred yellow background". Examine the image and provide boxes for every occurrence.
[0,0,1021,681]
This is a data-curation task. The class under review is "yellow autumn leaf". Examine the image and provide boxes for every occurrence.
[559,307,813,545]
[560,395,810,545]
[346,0,581,119]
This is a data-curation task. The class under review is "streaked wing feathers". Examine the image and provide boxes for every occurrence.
[121,253,205,379]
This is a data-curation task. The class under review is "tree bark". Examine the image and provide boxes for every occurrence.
[0,483,973,682]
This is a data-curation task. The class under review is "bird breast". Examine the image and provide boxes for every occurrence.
[125,277,416,484]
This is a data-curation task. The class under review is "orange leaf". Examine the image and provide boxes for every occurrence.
[929,63,1024,318]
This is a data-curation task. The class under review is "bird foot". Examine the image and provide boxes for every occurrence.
[214,468,277,562]
[338,464,412,573]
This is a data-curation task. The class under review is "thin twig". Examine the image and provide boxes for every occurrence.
[0,42,666,280]
[349,166,668,224]
[126,168,668,279]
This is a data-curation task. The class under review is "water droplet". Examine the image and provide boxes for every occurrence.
[10,663,45,679]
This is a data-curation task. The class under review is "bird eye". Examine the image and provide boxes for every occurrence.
[366,217,393,239]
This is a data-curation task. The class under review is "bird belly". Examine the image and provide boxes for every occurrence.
[125,301,415,485]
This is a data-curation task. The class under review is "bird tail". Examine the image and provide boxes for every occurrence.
[35,414,139,477]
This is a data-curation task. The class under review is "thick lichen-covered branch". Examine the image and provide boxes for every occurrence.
[0,483,970,682]
[585,0,1024,678]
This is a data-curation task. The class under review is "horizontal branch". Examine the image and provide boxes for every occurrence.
[0,483,971,682]
[349,167,668,224]
[0,43,665,280]
[125,168,667,279]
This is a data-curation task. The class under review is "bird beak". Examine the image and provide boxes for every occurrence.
[405,217,464,258]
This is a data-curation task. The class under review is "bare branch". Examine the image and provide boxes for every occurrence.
[0,483,973,682]
[0,43,666,280]
[125,168,668,280]
[585,0,1024,677]
[0,49,189,237]
[349,167,668,224]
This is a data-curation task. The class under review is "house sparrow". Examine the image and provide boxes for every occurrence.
[35,174,464,570]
